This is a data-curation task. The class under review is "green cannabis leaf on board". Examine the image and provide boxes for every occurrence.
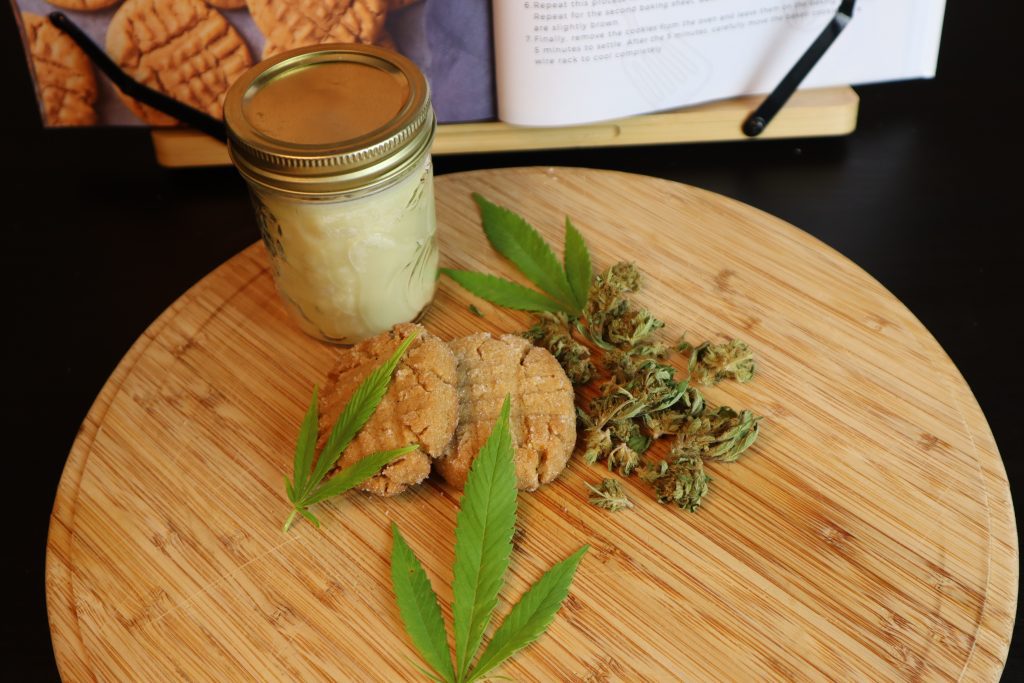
[283,332,420,532]
[391,396,588,682]
[440,194,592,319]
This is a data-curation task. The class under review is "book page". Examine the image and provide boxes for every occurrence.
[494,0,945,126]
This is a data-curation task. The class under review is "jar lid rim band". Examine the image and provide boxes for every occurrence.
[224,43,433,195]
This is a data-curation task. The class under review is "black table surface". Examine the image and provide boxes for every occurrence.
[3,2,1020,680]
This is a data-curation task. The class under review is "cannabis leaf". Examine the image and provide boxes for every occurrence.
[442,195,591,318]
[283,332,419,532]
[391,524,457,683]
[563,217,592,312]
[391,396,588,682]
[440,270,565,313]
[466,545,588,682]
[451,396,518,680]
[473,193,577,311]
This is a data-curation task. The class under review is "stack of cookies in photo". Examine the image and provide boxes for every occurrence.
[17,0,421,126]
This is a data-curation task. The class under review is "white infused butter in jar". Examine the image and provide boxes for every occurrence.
[224,44,437,344]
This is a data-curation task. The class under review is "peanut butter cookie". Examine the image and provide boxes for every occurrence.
[46,0,121,11]
[22,13,98,126]
[318,323,458,496]
[437,333,576,491]
[253,0,388,59]
[106,0,252,126]
[205,0,247,9]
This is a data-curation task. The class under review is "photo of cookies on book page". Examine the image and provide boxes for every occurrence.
[9,0,497,127]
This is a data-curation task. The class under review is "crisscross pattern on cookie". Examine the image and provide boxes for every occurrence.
[106,0,252,125]
[438,333,576,491]
[318,323,459,496]
[250,0,388,58]
[23,13,98,126]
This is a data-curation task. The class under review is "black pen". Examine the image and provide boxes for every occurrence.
[742,0,857,137]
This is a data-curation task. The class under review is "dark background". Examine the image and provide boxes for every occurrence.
[2,0,1020,680]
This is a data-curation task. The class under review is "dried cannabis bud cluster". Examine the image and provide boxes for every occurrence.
[524,312,595,384]
[524,262,761,512]
[586,478,634,511]
[439,194,762,514]
[640,454,708,512]
[686,339,756,386]
[581,262,667,352]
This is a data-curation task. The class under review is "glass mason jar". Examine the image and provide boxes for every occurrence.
[223,44,438,344]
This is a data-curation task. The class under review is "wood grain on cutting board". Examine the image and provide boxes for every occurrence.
[47,167,1016,681]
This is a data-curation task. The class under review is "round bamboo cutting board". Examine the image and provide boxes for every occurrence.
[47,167,1016,681]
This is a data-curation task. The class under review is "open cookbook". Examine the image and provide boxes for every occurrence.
[12,0,944,128]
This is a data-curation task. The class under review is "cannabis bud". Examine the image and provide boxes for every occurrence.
[688,339,756,386]
[586,478,634,511]
[640,455,710,512]
[671,407,761,463]
[641,385,706,439]
[606,442,641,476]
[580,425,613,465]
[581,262,666,351]
[605,307,664,348]
[523,312,595,384]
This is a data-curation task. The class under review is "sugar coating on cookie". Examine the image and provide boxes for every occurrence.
[106,0,252,126]
[318,323,458,496]
[437,333,576,491]
[22,13,98,127]
[252,0,388,58]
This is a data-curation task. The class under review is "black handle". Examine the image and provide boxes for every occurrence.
[48,12,228,143]
[742,0,856,137]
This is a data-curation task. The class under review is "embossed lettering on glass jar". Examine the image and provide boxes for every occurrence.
[224,44,437,344]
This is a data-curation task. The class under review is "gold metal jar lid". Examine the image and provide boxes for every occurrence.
[224,43,434,196]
